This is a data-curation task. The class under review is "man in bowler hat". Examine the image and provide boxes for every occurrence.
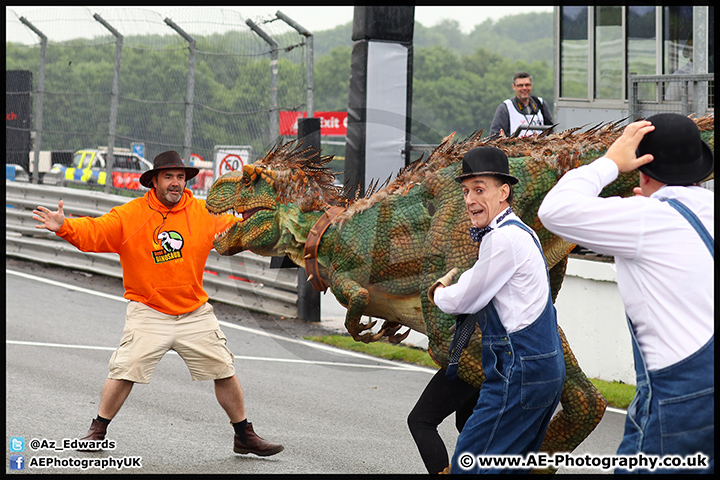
[539,114,714,473]
[426,146,565,474]
[33,151,284,458]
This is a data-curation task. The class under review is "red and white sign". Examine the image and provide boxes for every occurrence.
[279,111,348,137]
[213,146,252,181]
[218,154,243,176]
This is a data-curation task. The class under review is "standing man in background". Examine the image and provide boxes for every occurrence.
[490,72,554,137]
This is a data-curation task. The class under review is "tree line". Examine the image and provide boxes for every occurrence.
[6,12,553,154]
[316,12,553,144]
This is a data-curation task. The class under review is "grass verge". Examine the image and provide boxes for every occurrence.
[304,334,635,409]
[589,378,635,410]
[305,334,439,369]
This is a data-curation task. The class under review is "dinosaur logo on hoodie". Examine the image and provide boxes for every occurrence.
[153,230,184,263]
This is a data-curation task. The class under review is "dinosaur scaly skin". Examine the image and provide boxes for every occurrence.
[207,115,714,458]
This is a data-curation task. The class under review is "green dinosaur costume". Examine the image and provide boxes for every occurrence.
[206,115,714,456]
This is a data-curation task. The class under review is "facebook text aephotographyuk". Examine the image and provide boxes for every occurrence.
[28,455,142,470]
[456,451,709,471]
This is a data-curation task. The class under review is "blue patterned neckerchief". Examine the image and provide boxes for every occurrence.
[469,225,492,242]
[469,207,513,242]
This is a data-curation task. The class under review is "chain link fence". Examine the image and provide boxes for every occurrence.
[6,7,309,192]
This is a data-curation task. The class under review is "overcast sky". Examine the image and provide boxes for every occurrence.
[8,6,554,38]
[209,6,554,33]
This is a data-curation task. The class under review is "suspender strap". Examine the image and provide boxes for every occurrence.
[660,198,714,258]
[445,219,548,380]
[498,220,550,281]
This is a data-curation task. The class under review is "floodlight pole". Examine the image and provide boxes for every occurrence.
[275,10,314,118]
[93,13,123,193]
[19,16,46,184]
[246,19,279,143]
[165,17,196,166]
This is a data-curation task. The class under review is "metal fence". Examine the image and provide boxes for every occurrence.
[6,7,311,192]
[628,73,715,193]
[5,181,299,318]
[629,73,714,120]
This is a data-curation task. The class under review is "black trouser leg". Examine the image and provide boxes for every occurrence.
[407,368,480,474]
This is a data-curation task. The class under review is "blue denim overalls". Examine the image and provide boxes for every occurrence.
[616,198,714,474]
[450,220,565,474]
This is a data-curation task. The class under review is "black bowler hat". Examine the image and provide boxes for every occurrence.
[139,150,200,188]
[637,113,714,186]
[455,146,519,185]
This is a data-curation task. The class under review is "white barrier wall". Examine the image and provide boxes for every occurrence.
[555,258,635,385]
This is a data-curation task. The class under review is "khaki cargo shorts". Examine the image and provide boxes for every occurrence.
[108,301,236,383]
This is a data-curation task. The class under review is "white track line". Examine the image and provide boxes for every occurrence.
[6,269,432,373]
[4,339,423,371]
[6,267,626,414]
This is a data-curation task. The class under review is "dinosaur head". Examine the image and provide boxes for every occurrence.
[207,164,280,255]
[206,142,347,257]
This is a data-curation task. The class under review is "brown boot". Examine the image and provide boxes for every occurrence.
[77,418,107,452]
[233,422,284,457]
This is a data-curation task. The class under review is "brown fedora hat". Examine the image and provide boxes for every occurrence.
[139,150,200,188]
[637,113,714,186]
[455,146,519,185]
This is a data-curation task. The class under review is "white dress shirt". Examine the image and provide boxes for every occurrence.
[538,156,714,371]
[434,210,550,334]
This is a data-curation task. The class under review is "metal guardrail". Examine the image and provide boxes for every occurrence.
[5,181,298,318]
[629,73,714,120]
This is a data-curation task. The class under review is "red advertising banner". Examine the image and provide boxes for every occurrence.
[279,111,348,137]
[111,171,142,190]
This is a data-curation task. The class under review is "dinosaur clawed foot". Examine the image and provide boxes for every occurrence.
[355,330,385,343]
[347,319,378,343]
[380,321,411,344]
[351,321,412,344]
[347,319,412,344]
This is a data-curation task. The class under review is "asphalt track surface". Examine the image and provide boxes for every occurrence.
[6,257,626,474]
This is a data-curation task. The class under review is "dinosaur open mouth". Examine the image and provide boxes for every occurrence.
[230,206,272,222]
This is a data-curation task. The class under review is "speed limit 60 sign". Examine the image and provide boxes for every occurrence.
[219,154,243,175]
[213,146,253,181]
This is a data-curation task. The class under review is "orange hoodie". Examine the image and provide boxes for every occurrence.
[56,188,237,315]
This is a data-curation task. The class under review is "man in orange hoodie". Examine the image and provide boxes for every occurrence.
[33,150,284,457]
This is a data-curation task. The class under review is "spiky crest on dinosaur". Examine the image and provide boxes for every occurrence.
[251,114,713,224]
[251,141,347,212]
[216,114,712,245]
[336,119,629,221]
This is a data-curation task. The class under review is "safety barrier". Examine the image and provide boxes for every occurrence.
[5,181,298,318]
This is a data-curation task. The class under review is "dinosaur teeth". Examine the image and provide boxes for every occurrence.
[229,209,245,221]
[214,222,235,240]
